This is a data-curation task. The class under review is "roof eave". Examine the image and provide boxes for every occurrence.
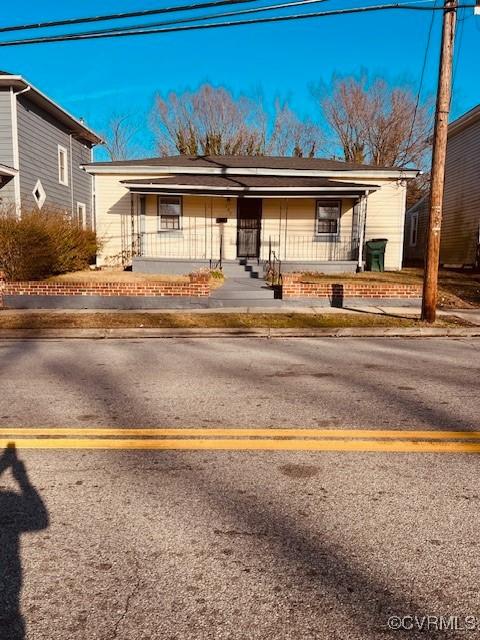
[83,163,418,179]
[0,75,103,145]
[448,104,480,138]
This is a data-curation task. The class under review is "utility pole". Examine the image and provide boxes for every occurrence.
[421,0,457,323]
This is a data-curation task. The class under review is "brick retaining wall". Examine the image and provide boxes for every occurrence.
[281,273,422,299]
[0,272,210,306]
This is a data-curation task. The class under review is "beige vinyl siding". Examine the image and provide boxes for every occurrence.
[261,198,355,261]
[95,173,407,269]
[336,177,407,270]
[440,119,480,265]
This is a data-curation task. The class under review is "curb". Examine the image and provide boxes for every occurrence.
[0,327,479,339]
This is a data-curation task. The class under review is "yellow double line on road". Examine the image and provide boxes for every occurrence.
[1,427,480,452]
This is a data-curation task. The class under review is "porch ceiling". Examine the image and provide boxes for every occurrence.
[121,174,380,197]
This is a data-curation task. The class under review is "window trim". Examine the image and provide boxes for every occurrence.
[58,144,69,186]
[315,199,341,237]
[409,211,419,247]
[77,201,87,229]
[157,195,183,232]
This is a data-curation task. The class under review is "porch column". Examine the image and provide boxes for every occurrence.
[357,193,368,271]
[130,192,136,258]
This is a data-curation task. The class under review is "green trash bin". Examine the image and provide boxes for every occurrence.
[366,238,388,272]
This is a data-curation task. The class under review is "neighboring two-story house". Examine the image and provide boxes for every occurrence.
[404,104,480,268]
[0,70,101,227]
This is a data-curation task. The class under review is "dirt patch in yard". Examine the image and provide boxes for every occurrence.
[298,268,480,309]
[0,311,470,330]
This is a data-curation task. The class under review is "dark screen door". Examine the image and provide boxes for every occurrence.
[237,199,262,258]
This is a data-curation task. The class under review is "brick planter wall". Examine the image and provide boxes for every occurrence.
[281,273,422,299]
[0,272,210,307]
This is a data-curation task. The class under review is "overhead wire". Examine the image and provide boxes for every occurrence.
[2,1,477,48]
[0,0,264,34]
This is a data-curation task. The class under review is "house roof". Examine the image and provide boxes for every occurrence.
[448,104,480,138]
[91,154,398,171]
[0,71,102,146]
[84,154,419,179]
[121,174,380,196]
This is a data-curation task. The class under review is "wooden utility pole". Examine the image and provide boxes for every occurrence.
[421,0,457,322]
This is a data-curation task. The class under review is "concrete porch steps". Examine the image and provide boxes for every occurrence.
[221,259,264,279]
[210,259,277,306]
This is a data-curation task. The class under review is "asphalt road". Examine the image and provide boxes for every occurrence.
[0,337,480,640]
[0,337,479,429]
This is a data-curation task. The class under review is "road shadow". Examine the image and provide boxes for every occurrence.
[0,444,49,640]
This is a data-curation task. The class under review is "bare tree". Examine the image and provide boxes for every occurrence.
[103,114,141,161]
[151,84,267,156]
[268,101,323,157]
[319,76,432,168]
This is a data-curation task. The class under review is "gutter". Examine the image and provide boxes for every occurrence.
[80,164,420,180]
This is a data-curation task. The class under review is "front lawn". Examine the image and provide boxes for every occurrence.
[46,269,224,288]
[298,268,480,308]
[0,311,470,330]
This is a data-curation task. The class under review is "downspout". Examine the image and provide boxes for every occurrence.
[90,146,96,232]
[10,84,31,217]
[69,134,74,218]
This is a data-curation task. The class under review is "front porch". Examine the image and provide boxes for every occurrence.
[121,177,375,275]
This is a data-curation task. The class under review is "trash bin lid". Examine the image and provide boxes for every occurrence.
[366,238,388,250]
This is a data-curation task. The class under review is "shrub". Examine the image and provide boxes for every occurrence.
[0,206,101,281]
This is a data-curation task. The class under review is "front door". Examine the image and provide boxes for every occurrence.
[237,198,262,258]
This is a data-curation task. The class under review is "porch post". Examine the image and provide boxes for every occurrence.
[357,193,368,271]
[130,192,136,258]
[283,198,289,261]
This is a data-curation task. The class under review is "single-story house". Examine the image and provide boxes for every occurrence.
[404,104,480,268]
[82,155,418,273]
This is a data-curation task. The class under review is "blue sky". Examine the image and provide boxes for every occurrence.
[1,0,479,159]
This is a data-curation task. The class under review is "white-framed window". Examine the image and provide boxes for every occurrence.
[77,202,87,229]
[32,179,46,209]
[409,212,419,247]
[157,196,182,231]
[58,145,68,186]
[315,200,341,235]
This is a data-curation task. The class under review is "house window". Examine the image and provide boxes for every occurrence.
[316,200,341,235]
[157,196,182,231]
[58,145,68,186]
[410,212,419,247]
[77,202,87,229]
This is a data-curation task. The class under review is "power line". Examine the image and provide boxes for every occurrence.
[400,0,437,166]
[9,0,333,44]
[0,0,262,34]
[3,1,474,48]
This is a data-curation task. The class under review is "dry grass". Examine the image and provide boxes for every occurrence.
[47,270,189,284]
[0,311,468,330]
[299,268,480,308]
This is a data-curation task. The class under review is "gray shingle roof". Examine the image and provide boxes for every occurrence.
[122,174,378,189]
[89,154,395,171]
